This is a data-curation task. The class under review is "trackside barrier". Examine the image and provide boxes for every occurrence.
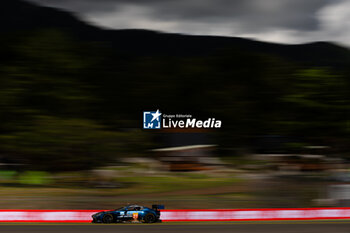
[1,208,350,222]
[161,208,350,221]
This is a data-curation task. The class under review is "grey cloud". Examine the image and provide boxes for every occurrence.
[28,0,350,46]
[30,0,331,31]
[143,0,331,31]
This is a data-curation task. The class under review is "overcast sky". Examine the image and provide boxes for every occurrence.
[30,0,350,46]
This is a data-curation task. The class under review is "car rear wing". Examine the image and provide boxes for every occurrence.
[152,205,165,210]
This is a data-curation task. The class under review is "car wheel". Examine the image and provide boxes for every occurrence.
[102,214,114,223]
[144,213,156,223]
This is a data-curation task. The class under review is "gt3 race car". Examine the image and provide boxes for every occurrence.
[92,204,164,223]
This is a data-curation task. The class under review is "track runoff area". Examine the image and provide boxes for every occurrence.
[0,222,350,233]
[1,208,350,222]
[0,208,350,233]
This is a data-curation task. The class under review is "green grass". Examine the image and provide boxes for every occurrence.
[113,175,240,195]
[0,172,243,209]
[0,175,239,197]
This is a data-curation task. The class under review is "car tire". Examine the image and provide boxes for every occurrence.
[144,213,156,223]
[102,214,114,223]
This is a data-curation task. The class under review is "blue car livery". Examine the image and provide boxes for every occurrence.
[92,204,164,223]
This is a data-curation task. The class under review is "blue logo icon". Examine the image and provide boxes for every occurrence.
[143,110,162,129]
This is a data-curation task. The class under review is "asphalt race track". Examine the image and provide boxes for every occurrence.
[0,222,350,233]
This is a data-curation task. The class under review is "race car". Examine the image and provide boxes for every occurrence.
[91,204,164,223]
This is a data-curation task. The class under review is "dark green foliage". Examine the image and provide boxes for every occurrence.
[0,0,349,170]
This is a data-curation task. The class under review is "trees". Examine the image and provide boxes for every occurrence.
[282,68,350,137]
[0,28,349,171]
[0,116,151,171]
[0,30,152,171]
